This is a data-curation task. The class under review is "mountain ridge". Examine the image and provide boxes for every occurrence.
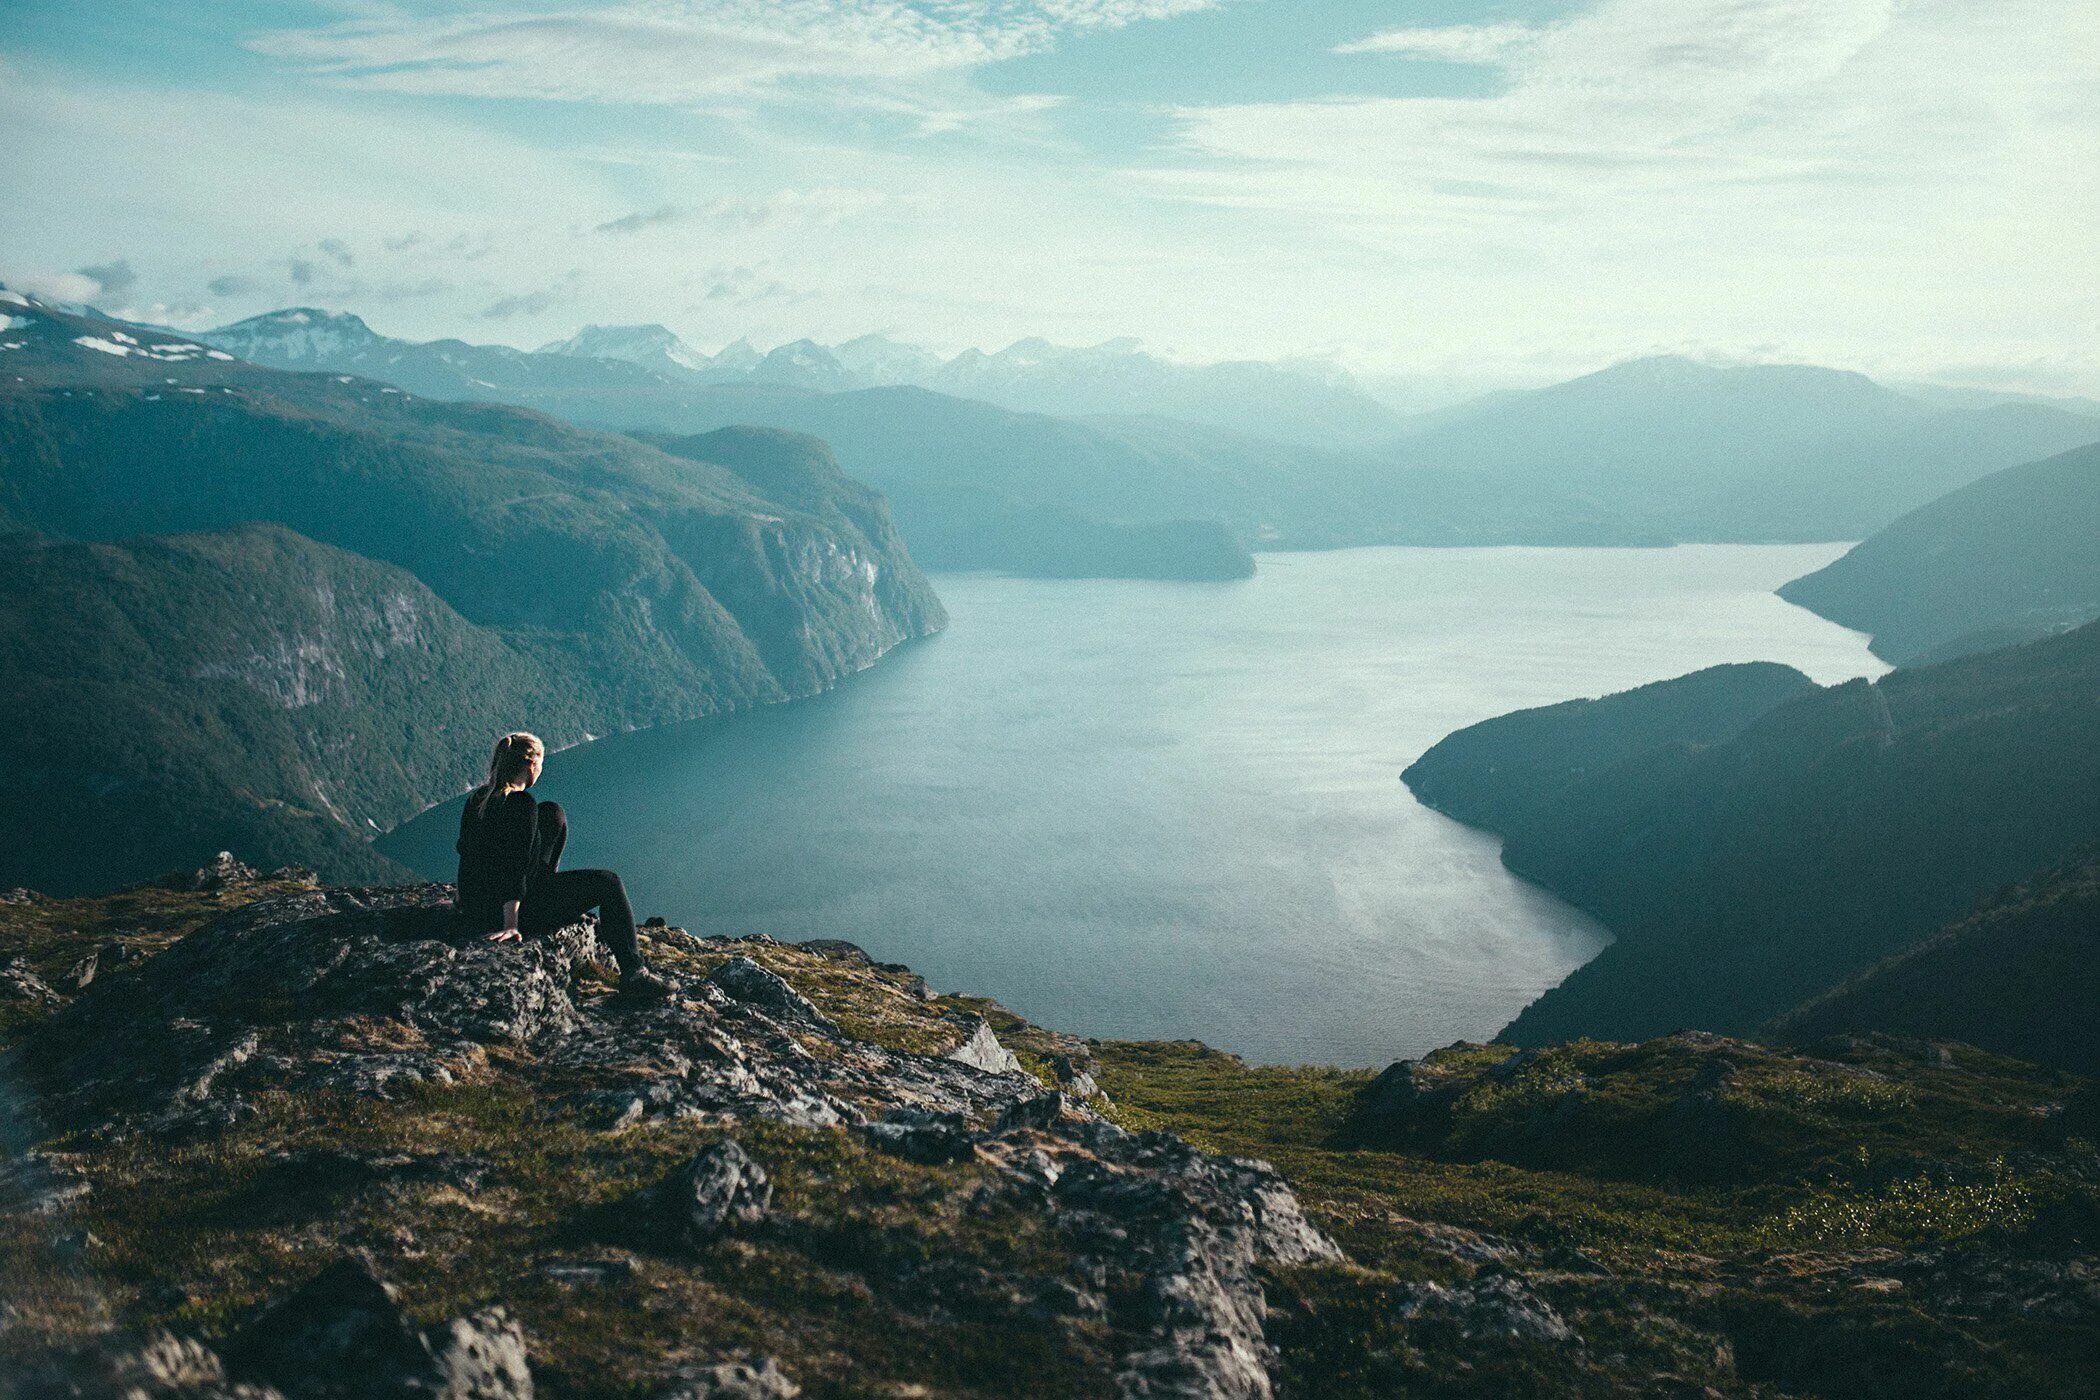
[0,292,945,890]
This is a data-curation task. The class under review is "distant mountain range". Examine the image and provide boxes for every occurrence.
[0,289,943,891]
[204,312,1408,448]
[1778,440,2100,664]
[197,310,2100,577]
[1378,355,2100,543]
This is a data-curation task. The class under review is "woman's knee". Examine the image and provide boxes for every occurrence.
[535,800,566,833]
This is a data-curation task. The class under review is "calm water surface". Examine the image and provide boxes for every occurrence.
[383,544,1886,1066]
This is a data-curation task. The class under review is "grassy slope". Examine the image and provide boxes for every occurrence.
[5,881,2097,1398]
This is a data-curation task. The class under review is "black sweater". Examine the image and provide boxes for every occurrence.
[454,788,539,931]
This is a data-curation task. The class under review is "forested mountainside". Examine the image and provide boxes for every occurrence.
[200,310,2100,571]
[641,428,1256,581]
[0,294,943,890]
[1401,662,1820,835]
[1779,440,2100,664]
[4,866,2096,1398]
[1405,623,2100,1046]
[0,525,588,888]
[1768,847,2100,1074]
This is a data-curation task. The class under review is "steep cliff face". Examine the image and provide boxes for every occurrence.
[0,297,944,890]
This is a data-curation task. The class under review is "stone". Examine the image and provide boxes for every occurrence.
[641,1139,772,1250]
[658,1355,800,1399]
[1355,1060,1447,1128]
[537,1257,636,1286]
[225,1254,533,1399]
[992,1091,1067,1135]
[862,1107,977,1164]
[1050,1053,1105,1101]
[796,938,871,966]
[185,852,261,892]
[1054,1128,1344,1400]
[14,1329,284,1399]
[63,951,99,993]
[1391,1272,1580,1346]
[423,1308,535,1399]
[2,957,62,1005]
[944,1017,1024,1076]
[705,957,832,1028]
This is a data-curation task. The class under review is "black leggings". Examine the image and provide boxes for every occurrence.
[518,802,643,973]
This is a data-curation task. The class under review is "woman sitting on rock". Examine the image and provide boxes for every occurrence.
[454,731,668,996]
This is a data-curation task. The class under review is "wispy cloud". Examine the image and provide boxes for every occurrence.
[483,270,584,320]
[249,0,1219,117]
[1166,0,2095,242]
[76,258,137,295]
[592,189,884,235]
[1332,23,1539,62]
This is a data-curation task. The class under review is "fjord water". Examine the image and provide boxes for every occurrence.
[382,544,1885,1066]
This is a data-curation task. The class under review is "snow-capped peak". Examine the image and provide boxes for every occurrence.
[202,308,381,364]
[539,323,710,374]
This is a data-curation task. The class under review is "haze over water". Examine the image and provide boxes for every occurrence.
[384,543,1887,1066]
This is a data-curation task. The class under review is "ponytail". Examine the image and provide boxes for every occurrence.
[471,731,544,814]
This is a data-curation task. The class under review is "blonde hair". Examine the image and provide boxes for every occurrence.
[473,731,544,813]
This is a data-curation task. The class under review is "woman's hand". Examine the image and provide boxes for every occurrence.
[486,900,524,943]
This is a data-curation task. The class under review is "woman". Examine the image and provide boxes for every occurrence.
[454,731,668,996]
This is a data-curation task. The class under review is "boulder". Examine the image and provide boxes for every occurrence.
[640,1139,773,1250]
[705,957,832,1028]
[13,1329,284,1399]
[862,1107,977,1164]
[657,1355,800,1399]
[62,950,99,994]
[1391,1271,1580,1346]
[992,1091,1067,1135]
[944,1017,1024,1076]
[2,956,62,1005]
[225,1254,532,1399]
[184,852,260,892]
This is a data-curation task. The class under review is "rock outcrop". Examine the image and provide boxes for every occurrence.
[3,883,1341,1398]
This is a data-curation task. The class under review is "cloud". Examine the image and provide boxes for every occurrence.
[594,204,684,235]
[482,290,558,319]
[483,270,583,320]
[287,258,318,286]
[248,0,1218,114]
[696,264,799,304]
[13,270,102,304]
[1333,23,1541,62]
[593,189,883,235]
[76,258,137,295]
[207,274,259,296]
[1164,0,2095,246]
[317,237,356,267]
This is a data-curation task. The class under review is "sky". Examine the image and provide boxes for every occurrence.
[2,0,2096,397]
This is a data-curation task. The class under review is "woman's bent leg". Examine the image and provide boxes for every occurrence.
[521,867,643,974]
[533,801,568,878]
